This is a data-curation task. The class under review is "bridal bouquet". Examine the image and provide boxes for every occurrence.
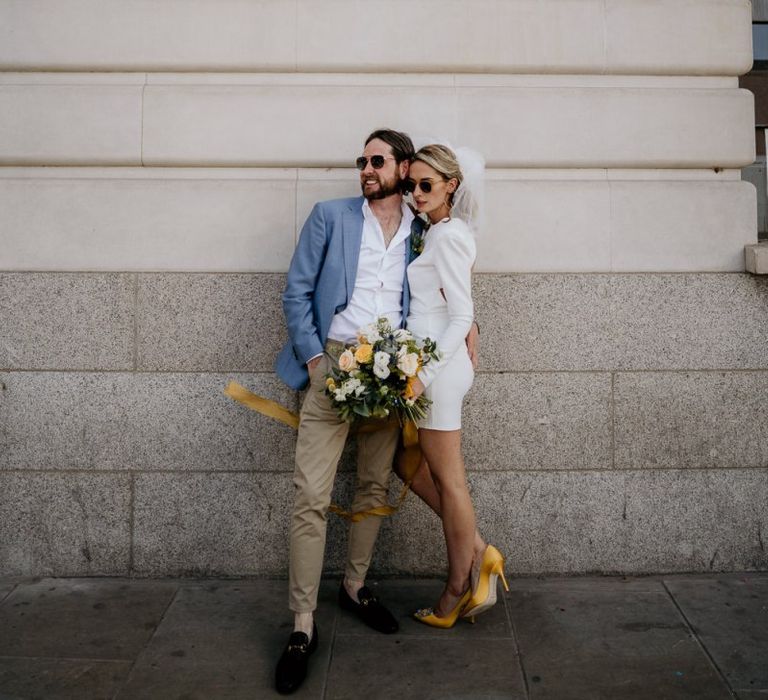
[324,317,438,424]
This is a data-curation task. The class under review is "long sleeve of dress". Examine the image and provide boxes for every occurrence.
[417,226,476,388]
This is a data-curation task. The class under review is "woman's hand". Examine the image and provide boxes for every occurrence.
[410,377,426,399]
[466,321,480,369]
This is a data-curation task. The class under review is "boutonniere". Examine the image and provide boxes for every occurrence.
[410,229,425,258]
[409,212,431,258]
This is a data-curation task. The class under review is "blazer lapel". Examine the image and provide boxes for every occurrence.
[342,202,364,305]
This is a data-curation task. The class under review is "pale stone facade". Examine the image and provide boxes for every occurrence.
[1,0,766,577]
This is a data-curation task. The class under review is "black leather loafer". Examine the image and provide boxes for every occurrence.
[338,585,399,634]
[275,624,318,695]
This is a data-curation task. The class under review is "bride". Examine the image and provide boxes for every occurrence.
[403,144,508,627]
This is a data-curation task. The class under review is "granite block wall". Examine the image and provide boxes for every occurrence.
[0,0,765,577]
[2,272,766,576]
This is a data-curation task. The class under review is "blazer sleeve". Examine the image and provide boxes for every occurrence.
[417,226,476,388]
[282,203,328,364]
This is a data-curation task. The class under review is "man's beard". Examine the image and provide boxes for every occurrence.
[361,174,403,201]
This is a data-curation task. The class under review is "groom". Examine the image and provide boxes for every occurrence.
[273,128,476,694]
[273,128,417,694]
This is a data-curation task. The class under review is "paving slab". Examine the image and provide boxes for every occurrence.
[326,635,525,700]
[0,583,16,603]
[0,656,132,700]
[508,576,664,594]
[117,579,337,700]
[508,576,732,700]
[664,573,768,694]
[335,578,513,640]
[0,574,764,699]
[0,578,177,659]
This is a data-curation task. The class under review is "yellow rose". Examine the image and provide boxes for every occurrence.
[325,377,336,390]
[354,344,373,364]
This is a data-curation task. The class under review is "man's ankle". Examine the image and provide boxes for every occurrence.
[293,611,314,640]
[343,577,364,604]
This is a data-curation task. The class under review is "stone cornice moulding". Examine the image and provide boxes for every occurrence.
[0,73,753,168]
[0,167,744,182]
[0,72,739,89]
[0,0,754,76]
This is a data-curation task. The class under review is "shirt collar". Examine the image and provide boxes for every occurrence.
[362,198,415,231]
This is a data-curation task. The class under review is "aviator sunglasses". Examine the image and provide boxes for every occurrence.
[355,155,396,170]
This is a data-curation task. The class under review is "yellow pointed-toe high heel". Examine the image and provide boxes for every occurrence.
[462,544,509,619]
[413,588,473,629]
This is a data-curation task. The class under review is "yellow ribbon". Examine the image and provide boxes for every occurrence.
[224,381,421,521]
[224,381,299,430]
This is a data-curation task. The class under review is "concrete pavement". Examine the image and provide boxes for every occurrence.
[0,573,766,699]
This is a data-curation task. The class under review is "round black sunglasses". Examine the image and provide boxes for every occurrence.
[403,179,441,194]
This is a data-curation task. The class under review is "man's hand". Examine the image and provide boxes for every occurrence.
[465,321,480,369]
[307,356,322,374]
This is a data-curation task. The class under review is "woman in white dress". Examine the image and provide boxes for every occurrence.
[404,145,508,628]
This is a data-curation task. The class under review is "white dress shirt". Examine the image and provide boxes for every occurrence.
[326,199,414,344]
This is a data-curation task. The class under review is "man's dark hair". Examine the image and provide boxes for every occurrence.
[364,128,415,163]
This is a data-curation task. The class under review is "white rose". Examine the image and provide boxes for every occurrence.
[373,351,391,380]
[397,352,419,377]
[360,323,382,343]
[338,349,357,372]
[393,328,411,341]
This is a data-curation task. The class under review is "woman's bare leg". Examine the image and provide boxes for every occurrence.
[417,427,476,616]
[395,447,486,559]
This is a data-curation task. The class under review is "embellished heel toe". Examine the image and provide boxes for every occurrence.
[413,589,472,629]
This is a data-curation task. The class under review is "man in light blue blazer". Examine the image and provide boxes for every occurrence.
[274,129,423,694]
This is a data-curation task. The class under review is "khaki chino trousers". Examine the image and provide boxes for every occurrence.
[289,348,400,613]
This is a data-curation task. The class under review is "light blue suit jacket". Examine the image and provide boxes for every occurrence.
[275,196,425,390]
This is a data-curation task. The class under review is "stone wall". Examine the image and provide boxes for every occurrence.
[1,0,766,578]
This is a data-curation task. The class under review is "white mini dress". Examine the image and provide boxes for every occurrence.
[406,218,476,430]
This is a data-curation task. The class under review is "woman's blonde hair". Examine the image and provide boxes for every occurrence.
[412,144,463,204]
